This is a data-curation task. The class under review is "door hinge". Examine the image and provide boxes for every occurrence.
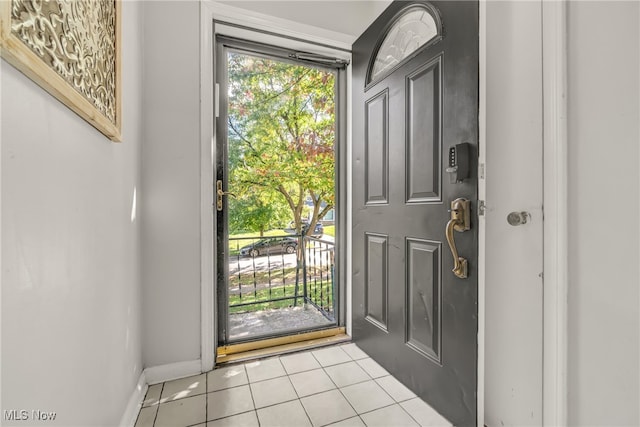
[479,163,485,180]
[215,83,220,118]
[478,200,486,216]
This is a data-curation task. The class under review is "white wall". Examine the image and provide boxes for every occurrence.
[141,1,202,368]
[0,1,144,425]
[567,2,640,425]
[484,1,544,425]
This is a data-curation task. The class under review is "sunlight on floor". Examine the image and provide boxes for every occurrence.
[135,343,452,427]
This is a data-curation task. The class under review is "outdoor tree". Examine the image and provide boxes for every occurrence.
[227,189,290,236]
[227,52,335,237]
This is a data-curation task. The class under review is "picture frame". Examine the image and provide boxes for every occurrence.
[0,0,121,141]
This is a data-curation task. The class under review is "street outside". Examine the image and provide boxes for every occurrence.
[229,235,334,276]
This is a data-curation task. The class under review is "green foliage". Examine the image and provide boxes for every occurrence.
[323,225,335,237]
[228,188,289,235]
[227,52,336,236]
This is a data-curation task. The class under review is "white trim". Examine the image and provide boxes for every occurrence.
[0,53,3,424]
[200,2,353,51]
[214,22,351,62]
[199,0,357,373]
[144,360,202,386]
[542,1,569,425]
[477,2,487,425]
[119,372,148,427]
[200,0,216,375]
[345,64,353,337]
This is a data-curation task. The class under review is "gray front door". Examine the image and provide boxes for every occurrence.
[352,1,479,425]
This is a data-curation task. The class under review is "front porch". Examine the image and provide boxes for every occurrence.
[225,235,338,342]
[229,305,335,341]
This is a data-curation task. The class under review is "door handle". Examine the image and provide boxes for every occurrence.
[216,180,236,211]
[445,198,470,279]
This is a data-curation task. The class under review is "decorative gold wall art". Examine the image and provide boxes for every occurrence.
[0,0,121,141]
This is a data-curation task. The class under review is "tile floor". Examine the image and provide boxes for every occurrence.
[135,343,452,427]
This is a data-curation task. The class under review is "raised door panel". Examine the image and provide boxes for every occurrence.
[365,90,389,205]
[406,58,442,203]
[365,233,389,331]
[406,238,441,363]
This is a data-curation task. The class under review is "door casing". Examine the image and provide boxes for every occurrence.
[213,35,347,346]
[199,1,567,425]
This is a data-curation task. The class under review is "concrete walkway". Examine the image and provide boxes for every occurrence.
[229,305,334,341]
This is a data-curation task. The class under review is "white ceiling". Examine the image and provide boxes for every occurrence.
[218,1,392,40]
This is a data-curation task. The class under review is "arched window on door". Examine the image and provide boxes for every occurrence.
[368,4,442,85]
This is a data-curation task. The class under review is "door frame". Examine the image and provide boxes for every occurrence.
[199,1,352,371]
[213,34,347,346]
[541,1,569,425]
[198,1,569,425]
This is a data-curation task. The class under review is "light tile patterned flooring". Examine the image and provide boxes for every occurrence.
[135,343,452,427]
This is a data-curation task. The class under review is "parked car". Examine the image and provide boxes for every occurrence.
[303,222,324,238]
[239,237,298,257]
[287,220,324,238]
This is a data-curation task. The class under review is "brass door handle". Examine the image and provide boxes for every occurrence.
[216,180,236,211]
[445,198,470,279]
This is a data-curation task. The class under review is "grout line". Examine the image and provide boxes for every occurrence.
[396,400,423,427]
[203,370,418,422]
[207,409,257,425]
[206,365,256,423]
[280,357,314,427]
[151,383,164,427]
[205,370,208,425]
[315,347,405,425]
[245,362,262,427]
[321,360,362,426]
[145,345,435,427]
[247,374,258,418]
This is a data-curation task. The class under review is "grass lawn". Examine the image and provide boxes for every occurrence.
[229,267,298,288]
[229,279,334,313]
[324,225,335,237]
[228,266,334,314]
[229,283,300,313]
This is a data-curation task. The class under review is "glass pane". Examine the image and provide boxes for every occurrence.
[370,8,439,82]
[225,51,338,342]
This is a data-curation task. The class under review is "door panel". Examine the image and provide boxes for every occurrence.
[352,1,479,425]
[406,58,441,203]
[365,91,389,205]
[405,239,441,363]
[365,233,389,330]
[406,238,441,362]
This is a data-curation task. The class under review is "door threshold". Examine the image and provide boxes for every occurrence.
[216,327,348,364]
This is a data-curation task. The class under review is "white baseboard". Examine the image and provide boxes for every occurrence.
[119,371,148,427]
[144,359,202,385]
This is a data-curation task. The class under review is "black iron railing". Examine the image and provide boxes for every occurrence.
[302,237,335,320]
[228,234,335,321]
